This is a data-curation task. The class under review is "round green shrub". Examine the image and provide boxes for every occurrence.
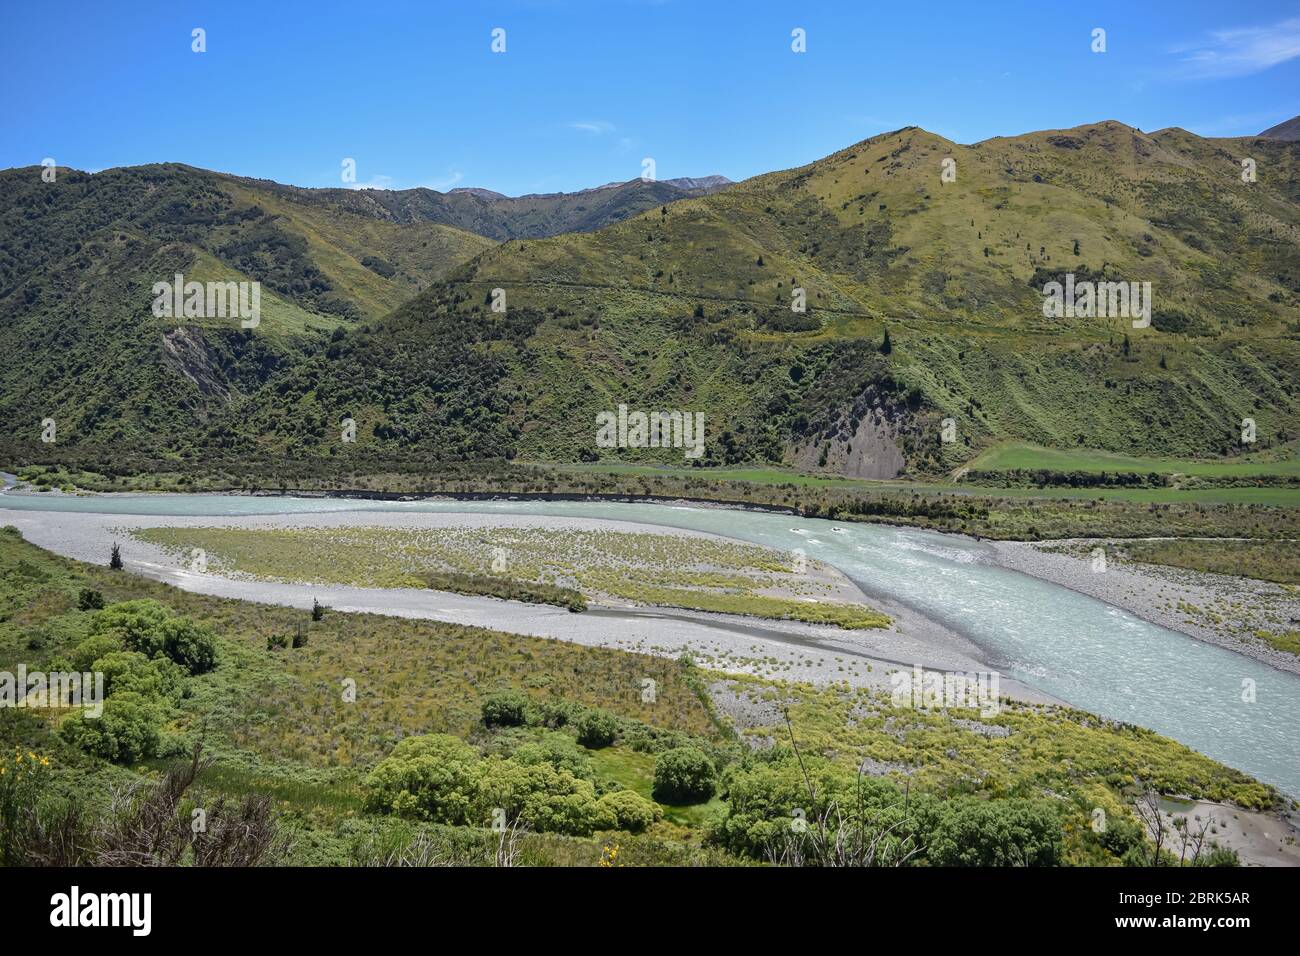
[652,747,716,804]
[158,617,217,674]
[594,789,663,833]
[68,633,124,672]
[91,600,173,656]
[477,758,601,836]
[363,733,483,823]
[93,651,186,703]
[508,732,594,781]
[481,691,532,727]
[59,691,165,763]
[89,600,216,674]
[575,708,618,748]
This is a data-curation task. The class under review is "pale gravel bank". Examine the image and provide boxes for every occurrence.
[992,539,1300,677]
[0,506,1060,706]
[1157,800,1300,868]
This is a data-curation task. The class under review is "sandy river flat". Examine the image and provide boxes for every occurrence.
[0,505,1059,704]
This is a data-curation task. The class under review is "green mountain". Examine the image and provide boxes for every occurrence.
[0,162,498,446]
[0,164,722,452]
[279,175,733,240]
[3,123,1298,475]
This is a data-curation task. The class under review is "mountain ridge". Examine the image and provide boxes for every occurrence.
[2,121,1297,475]
[1260,115,1300,141]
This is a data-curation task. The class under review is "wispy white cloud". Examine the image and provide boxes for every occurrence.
[1170,17,1300,79]
[568,120,616,134]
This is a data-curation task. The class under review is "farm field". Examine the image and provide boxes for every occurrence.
[967,442,1300,478]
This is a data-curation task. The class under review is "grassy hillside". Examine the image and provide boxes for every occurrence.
[0,163,493,451]
[0,164,731,456]
[218,122,1296,475]
[2,123,1297,475]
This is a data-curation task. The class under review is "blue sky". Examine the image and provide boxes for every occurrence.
[2,0,1297,195]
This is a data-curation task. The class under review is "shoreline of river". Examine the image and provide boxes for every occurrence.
[7,473,1294,677]
[991,539,1300,677]
[0,505,1063,707]
[7,488,1300,798]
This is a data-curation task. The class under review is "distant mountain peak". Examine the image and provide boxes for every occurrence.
[662,175,732,191]
[447,187,508,201]
[1259,115,1300,141]
[486,175,733,201]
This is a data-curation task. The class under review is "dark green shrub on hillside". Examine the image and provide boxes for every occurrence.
[481,691,532,727]
[66,633,124,672]
[87,600,216,674]
[91,650,183,702]
[77,588,104,611]
[498,731,595,782]
[364,733,608,835]
[575,708,618,748]
[90,600,172,653]
[59,692,166,763]
[714,753,895,857]
[534,698,582,728]
[1096,815,1144,859]
[652,747,716,804]
[52,603,207,764]
[361,255,397,278]
[714,752,1063,865]
[157,617,217,674]
[760,311,820,333]
[1151,309,1193,333]
[964,468,1162,490]
[926,799,1061,866]
[477,757,601,836]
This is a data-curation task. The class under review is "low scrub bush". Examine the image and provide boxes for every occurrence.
[652,747,716,804]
